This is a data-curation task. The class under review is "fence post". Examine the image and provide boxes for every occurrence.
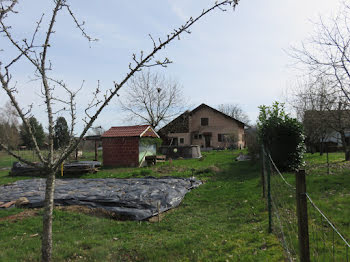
[266,151,272,233]
[326,145,330,175]
[261,146,266,198]
[296,169,310,262]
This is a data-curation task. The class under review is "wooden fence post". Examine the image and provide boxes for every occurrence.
[266,151,272,233]
[296,169,310,262]
[326,145,330,175]
[94,140,98,161]
[261,146,266,198]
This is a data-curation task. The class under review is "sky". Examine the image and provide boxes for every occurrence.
[0,0,341,134]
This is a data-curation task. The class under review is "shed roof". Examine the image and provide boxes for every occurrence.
[102,125,159,138]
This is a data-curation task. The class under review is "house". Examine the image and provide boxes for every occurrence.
[159,103,245,149]
[303,110,350,152]
[101,125,159,167]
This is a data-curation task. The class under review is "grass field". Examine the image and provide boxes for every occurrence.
[0,150,349,261]
[273,152,350,235]
[268,151,350,260]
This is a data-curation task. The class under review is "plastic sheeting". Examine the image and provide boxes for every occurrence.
[9,161,102,176]
[0,177,202,220]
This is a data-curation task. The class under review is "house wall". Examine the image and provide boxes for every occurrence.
[167,132,191,146]
[102,137,139,167]
[189,107,245,148]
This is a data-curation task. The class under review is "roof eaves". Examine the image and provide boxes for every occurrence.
[191,103,246,126]
[140,126,160,138]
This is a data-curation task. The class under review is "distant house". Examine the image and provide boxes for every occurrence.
[159,103,245,149]
[101,125,159,167]
[303,110,350,151]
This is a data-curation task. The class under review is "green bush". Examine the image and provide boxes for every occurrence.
[245,126,259,161]
[257,102,305,171]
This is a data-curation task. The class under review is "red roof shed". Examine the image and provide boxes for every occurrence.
[101,125,159,167]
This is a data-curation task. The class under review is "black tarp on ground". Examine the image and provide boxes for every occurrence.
[0,177,202,220]
[9,161,102,176]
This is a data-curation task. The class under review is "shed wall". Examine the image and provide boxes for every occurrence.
[102,137,139,167]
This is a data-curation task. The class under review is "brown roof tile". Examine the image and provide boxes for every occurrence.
[102,125,159,138]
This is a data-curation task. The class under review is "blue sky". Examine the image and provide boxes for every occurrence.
[0,0,340,133]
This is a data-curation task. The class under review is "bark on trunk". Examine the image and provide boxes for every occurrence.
[319,141,324,156]
[42,170,56,262]
[346,151,350,161]
[340,131,350,161]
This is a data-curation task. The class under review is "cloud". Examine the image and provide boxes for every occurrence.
[168,1,188,22]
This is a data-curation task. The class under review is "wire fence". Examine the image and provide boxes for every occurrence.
[262,147,350,262]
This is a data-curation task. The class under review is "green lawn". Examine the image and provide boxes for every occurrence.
[269,152,350,261]
[275,152,350,235]
[0,150,349,261]
[0,150,285,261]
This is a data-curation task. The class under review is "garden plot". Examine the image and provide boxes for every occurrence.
[0,177,201,220]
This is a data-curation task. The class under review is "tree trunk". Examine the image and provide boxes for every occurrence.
[42,169,56,262]
[346,150,350,161]
[319,141,324,156]
[339,131,350,161]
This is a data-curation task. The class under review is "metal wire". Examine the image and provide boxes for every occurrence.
[264,150,350,262]
[266,151,298,261]
[267,153,296,190]
[306,193,350,249]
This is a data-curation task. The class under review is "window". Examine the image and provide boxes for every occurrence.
[193,134,202,140]
[218,134,223,142]
[180,138,184,144]
[201,118,208,126]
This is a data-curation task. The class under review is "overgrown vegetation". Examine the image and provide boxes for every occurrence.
[258,102,305,171]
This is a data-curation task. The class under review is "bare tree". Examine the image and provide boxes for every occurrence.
[290,1,350,103]
[289,78,333,154]
[289,1,350,160]
[0,1,239,261]
[120,70,186,129]
[290,77,350,159]
[217,103,250,125]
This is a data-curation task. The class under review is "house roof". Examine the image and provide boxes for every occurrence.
[190,103,246,126]
[102,125,159,138]
[159,103,245,134]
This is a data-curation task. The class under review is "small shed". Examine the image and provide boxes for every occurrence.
[101,125,160,167]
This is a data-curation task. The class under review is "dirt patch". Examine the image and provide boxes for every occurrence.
[154,165,187,174]
[147,208,176,223]
[154,165,221,176]
[0,204,180,223]
[56,205,128,220]
[208,165,221,173]
[57,205,177,222]
[0,209,39,222]
[195,165,221,175]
